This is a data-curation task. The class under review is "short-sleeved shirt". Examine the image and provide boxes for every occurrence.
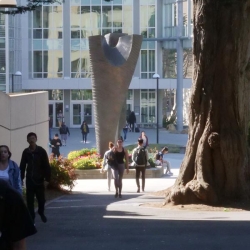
[0,180,37,249]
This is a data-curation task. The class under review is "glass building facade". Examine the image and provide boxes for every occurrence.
[2,0,193,128]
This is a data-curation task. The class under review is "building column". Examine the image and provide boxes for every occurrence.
[176,0,183,131]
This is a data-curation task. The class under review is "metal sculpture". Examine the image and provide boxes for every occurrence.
[89,33,142,156]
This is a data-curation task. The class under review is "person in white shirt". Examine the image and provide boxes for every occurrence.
[0,145,22,194]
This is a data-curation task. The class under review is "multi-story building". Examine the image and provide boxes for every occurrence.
[2,0,193,128]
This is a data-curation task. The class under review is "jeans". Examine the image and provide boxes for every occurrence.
[26,179,45,220]
[82,132,88,142]
[111,163,124,194]
[136,166,146,191]
[123,128,128,140]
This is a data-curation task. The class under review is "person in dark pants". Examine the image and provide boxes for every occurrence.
[20,132,51,223]
[0,179,37,250]
[80,120,89,143]
[50,133,62,158]
[132,138,149,193]
[128,111,136,132]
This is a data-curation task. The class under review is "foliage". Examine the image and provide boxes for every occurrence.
[148,158,156,168]
[48,155,77,191]
[0,0,62,15]
[69,148,102,170]
[68,148,98,160]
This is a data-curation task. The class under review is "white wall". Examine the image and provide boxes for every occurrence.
[0,91,49,164]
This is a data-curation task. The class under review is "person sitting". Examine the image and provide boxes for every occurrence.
[154,153,162,166]
[160,147,173,175]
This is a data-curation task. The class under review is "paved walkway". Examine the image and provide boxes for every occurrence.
[51,127,188,157]
[26,129,250,249]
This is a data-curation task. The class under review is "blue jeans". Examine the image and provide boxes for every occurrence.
[123,128,128,140]
[82,132,88,142]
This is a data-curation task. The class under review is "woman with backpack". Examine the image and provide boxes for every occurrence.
[0,145,22,194]
[59,122,70,146]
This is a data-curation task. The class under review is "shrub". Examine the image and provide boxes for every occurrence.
[68,148,98,160]
[48,155,77,191]
[148,158,156,168]
[69,148,102,170]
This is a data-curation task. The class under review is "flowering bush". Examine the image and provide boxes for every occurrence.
[69,148,102,170]
[48,155,77,191]
[68,148,98,160]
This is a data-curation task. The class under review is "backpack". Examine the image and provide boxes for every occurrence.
[135,147,147,166]
[106,150,118,169]
[60,126,67,134]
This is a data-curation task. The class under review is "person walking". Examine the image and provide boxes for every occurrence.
[20,132,51,223]
[0,179,37,250]
[50,134,62,158]
[139,131,149,148]
[112,139,129,198]
[128,111,136,132]
[101,142,114,191]
[0,145,22,194]
[132,138,149,193]
[59,122,70,146]
[57,110,64,128]
[122,123,129,141]
[80,121,89,143]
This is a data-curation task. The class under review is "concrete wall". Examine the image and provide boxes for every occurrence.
[0,91,49,165]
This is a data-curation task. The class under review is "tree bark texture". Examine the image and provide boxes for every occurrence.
[166,0,250,205]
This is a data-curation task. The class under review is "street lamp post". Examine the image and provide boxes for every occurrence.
[11,71,22,93]
[153,73,160,144]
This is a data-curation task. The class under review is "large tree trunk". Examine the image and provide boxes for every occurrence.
[166,0,250,205]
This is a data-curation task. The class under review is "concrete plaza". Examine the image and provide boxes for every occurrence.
[27,128,250,250]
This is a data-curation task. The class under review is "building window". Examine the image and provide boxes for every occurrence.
[70,0,133,78]
[140,0,156,79]
[140,42,155,79]
[127,89,133,100]
[48,89,64,100]
[71,90,92,100]
[140,89,156,124]
[32,3,63,79]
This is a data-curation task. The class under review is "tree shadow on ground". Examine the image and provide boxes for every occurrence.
[27,192,250,250]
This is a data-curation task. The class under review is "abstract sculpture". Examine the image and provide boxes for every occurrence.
[89,33,142,156]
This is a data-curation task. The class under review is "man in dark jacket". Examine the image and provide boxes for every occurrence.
[20,132,51,223]
[50,133,62,158]
[0,179,37,250]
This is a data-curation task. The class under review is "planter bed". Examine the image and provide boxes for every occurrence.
[75,166,163,179]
